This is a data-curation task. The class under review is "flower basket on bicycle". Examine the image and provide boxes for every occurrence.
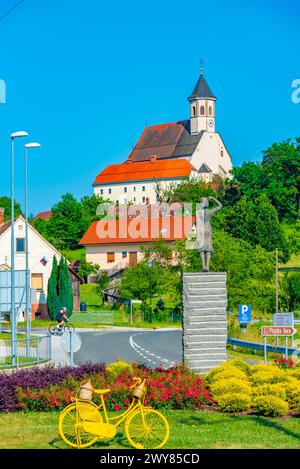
[77,380,94,401]
[132,379,146,400]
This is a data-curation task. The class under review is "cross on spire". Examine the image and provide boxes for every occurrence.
[200,58,204,76]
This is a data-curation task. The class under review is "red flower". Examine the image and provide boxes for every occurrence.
[114,404,122,411]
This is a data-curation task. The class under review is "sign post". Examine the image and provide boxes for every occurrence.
[130,300,142,324]
[61,330,82,367]
[261,326,297,364]
[238,305,251,334]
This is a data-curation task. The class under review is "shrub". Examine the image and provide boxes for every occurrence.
[284,380,300,409]
[217,393,251,412]
[212,368,248,383]
[252,395,289,417]
[289,368,300,380]
[250,367,288,385]
[0,363,105,413]
[274,358,295,369]
[225,358,252,375]
[105,361,132,379]
[252,383,286,400]
[210,378,251,397]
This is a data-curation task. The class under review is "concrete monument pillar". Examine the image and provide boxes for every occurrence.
[182,272,227,374]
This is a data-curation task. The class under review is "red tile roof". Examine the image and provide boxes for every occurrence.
[0,220,11,237]
[33,210,52,222]
[93,158,194,186]
[128,120,203,162]
[80,216,195,245]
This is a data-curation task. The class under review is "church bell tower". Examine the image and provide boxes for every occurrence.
[188,67,216,135]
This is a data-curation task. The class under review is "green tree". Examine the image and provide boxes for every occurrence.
[0,196,22,221]
[45,194,85,250]
[78,260,100,283]
[58,257,73,316]
[47,256,59,320]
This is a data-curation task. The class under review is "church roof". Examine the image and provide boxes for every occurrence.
[93,158,195,185]
[128,120,204,162]
[189,74,216,100]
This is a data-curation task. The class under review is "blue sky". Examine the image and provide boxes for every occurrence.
[0,0,299,215]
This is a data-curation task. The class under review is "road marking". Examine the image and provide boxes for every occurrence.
[129,333,175,369]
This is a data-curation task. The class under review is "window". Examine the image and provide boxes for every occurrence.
[192,106,196,116]
[133,197,136,202]
[200,105,205,115]
[142,196,146,203]
[16,238,25,252]
[133,186,136,192]
[209,106,212,115]
[107,252,115,263]
[124,187,127,193]
[108,188,112,194]
[122,252,127,258]
[142,186,145,191]
[31,273,43,291]
[100,189,104,195]
[221,149,224,157]
[124,198,127,204]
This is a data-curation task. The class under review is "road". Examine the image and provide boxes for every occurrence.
[74,329,182,368]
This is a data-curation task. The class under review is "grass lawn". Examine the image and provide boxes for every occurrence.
[0,411,299,449]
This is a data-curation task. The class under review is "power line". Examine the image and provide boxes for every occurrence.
[0,0,25,23]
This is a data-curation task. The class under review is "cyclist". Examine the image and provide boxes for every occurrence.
[55,307,70,332]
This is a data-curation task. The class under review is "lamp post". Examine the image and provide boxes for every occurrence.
[148,259,153,323]
[24,143,41,354]
[10,131,29,365]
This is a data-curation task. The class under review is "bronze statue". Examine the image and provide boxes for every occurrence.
[196,196,222,272]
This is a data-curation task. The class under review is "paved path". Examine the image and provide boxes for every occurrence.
[74,329,182,369]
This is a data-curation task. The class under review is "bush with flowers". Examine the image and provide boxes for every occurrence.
[16,363,213,413]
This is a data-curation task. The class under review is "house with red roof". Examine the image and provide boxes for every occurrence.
[80,210,195,271]
[93,69,233,205]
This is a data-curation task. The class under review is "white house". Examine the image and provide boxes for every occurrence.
[0,208,81,318]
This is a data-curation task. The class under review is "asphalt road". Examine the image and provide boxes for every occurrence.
[74,330,182,368]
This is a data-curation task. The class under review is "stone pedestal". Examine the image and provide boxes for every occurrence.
[183,272,227,374]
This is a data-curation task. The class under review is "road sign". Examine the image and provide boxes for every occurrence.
[261,326,297,337]
[61,330,82,353]
[273,313,294,327]
[238,305,251,324]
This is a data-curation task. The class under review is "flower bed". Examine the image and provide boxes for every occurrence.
[16,364,213,412]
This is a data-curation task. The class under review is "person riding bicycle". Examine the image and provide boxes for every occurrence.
[55,307,70,331]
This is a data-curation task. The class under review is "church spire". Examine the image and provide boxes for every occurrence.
[188,67,216,135]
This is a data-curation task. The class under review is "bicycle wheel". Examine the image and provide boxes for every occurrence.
[64,323,75,332]
[59,402,101,449]
[125,407,170,449]
[48,324,58,335]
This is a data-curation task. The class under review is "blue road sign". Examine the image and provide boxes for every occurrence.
[238,305,251,324]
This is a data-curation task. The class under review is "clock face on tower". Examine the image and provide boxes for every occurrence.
[208,118,214,128]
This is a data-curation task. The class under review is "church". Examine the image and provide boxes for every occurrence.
[93,68,233,205]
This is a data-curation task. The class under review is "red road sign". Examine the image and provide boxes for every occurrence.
[261,326,297,337]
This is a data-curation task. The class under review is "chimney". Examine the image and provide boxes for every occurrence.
[0,208,4,225]
[150,154,157,163]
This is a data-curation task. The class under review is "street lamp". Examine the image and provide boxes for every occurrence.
[10,131,29,365]
[24,143,41,352]
[148,259,153,323]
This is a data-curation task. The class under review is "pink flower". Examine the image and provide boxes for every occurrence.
[114,404,122,411]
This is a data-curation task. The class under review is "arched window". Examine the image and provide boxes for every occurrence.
[209,106,212,115]
[200,105,205,115]
[192,106,196,116]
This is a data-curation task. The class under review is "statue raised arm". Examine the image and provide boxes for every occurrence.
[196,196,222,272]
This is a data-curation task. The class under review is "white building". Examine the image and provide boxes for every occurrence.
[93,69,233,204]
[0,209,81,318]
[93,156,196,205]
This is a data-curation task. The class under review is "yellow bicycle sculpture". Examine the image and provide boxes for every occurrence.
[59,377,170,449]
